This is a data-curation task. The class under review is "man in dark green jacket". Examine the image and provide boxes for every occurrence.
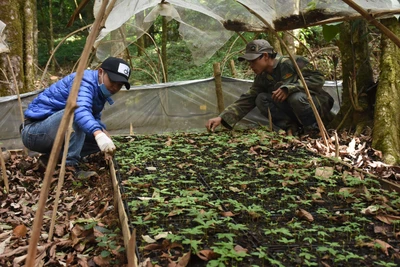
[206,39,334,135]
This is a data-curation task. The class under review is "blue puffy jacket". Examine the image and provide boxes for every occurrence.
[24,70,114,135]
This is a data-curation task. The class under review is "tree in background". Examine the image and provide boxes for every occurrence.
[0,0,36,96]
[373,17,400,164]
[331,20,375,134]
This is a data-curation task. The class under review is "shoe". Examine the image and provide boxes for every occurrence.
[302,124,321,139]
[36,154,49,172]
[66,165,98,179]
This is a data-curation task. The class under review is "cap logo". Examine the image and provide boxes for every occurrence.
[118,63,130,77]
[250,44,258,52]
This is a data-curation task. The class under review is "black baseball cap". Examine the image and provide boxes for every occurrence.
[238,40,274,61]
[101,57,131,89]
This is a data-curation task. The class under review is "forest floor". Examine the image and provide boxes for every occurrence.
[1,127,400,267]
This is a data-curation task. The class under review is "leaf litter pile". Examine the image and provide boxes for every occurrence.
[1,127,400,267]
[0,153,126,266]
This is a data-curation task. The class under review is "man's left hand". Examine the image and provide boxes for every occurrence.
[272,87,288,103]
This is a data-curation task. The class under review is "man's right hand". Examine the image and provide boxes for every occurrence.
[206,117,222,132]
[95,132,116,153]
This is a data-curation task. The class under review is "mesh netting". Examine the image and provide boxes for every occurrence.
[0,78,341,150]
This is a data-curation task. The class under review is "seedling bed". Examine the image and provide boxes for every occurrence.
[113,129,400,267]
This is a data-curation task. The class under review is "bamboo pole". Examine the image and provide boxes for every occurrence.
[0,149,9,193]
[128,229,137,267]
[25,1,110,266]
[228,59,237,78]
[342,0,400,49]
[237,3,330,148]
[213,62,225,113]
[47,118,73,242]
[109,159,138,267]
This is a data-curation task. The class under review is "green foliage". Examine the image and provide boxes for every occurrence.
[129,33,253,85]
[322,23,341,42]
[38,36,87,67]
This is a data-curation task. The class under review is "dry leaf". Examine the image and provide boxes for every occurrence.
[154,232,171,240]
[375,239,392,256]
[361,205,379,215]
[176,250,191,266]
[296,209,314,222]
[234,244,248,253]
[229,186,241,192]
[197,249,218,261]
[0,236,11,254]
[376,214,400,224]
[315,167,333,179]
[13,224,27,238]
[220,211,235,217]
[165,137,173,146]
[142,235,157,243]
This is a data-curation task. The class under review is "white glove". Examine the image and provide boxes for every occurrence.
[95,132,116,153]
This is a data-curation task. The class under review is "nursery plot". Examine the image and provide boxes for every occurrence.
[114,129,400,267]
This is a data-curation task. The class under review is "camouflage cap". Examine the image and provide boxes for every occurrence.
[238,39,274,61]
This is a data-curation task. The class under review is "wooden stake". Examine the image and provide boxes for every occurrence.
[268,107,273,132]
[25,1,111,266]
[127,229,137,267]
[213,62,224,113]
[0,149,9,193]
[228,59,237,78]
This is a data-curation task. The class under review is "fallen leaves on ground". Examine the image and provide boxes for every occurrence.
[0,153,126,266]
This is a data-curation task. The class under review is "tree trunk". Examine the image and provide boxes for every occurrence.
[136,11,145,56]
[0,0,36,96]
[0,0,24,96]
[161,16,168,83]
[283,30,296,54]
[24,0,37,87]
[48,0,55,72]
[372,17,400,165]
[330,20,374,134]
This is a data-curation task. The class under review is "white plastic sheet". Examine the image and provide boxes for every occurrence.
[93,0,400,64]
[0,20,10,54]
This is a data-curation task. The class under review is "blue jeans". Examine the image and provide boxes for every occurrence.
[255,92,322,131]
[21,110,100,166]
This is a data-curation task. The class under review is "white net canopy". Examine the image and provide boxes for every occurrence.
[94,0,400,65]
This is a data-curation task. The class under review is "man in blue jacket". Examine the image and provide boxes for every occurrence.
[21,57,131,178]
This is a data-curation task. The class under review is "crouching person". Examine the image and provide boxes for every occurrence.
[21,57,131,178]
[206,39,334,136]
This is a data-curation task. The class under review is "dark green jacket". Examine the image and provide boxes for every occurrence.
[220,55,333,129]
